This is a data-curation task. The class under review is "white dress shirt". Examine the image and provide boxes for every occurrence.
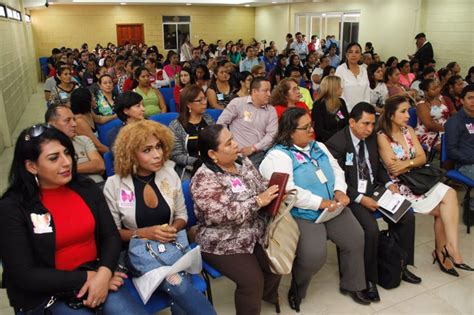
[335,63,370,113]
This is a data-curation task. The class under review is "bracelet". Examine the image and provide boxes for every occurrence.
[255,196,263,208]
[131,229,139,238]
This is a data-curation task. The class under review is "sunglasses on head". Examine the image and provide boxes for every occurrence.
[24,124,52,141]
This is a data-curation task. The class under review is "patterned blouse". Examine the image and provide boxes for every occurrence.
[190,157,268,255]
[414,97,449,148]
[379,128,423,201]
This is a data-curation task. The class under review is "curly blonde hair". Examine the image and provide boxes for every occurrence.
[113,120,174,177]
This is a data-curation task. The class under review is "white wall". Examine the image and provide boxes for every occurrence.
[420,0,474,77]
[256,0,423,63]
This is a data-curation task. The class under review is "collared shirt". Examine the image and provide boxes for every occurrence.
[262,56,277,76]
[290,41,309,60]
[217,96,278,151]
[240,57,261,72]
[335,63,370,113]
[328,54,341,68]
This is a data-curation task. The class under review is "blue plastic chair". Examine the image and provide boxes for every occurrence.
[181,180,221,304]
[97,118,122,148]
[408,107,418,128]
[159,87,174,111]
[149,112,179,126]
[104,151,114,177]
[168,98,177,112]
[206,109,223,122]
[441,134,473,233]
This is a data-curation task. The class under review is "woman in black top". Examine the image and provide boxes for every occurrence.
[0,125,147,314]
[312,76,349,143]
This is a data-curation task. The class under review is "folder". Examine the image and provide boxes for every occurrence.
[263,172,289,217]
[372,186,412,223]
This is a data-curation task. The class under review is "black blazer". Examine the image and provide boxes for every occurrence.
[0,179,121,311]
[325,126,391,202]
[414,42,434,70]
[312,98,349,143]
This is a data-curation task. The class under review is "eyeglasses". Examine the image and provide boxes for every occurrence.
[295,124,313,131]
[192,97,207,104]
[24,124,52,141]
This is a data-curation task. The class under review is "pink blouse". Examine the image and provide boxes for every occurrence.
[399,73,415,90]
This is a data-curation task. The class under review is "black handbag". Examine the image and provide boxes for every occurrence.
[398,164,445,195]
[377,230,407,289]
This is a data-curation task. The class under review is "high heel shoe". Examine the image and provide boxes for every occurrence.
[432,250,459,277]
[443,246,474,271]
[288,280,301,312]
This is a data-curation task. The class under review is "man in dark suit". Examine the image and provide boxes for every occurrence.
[409,33,434,71]
[326,102,421,302]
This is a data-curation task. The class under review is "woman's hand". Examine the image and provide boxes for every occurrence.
[109,271,128,292]
[142,224,177,243]
[387,157,409,176]
[320,199,339,212]
[78,267,112,308]
[334,190,350,207]
[257,185,279,207]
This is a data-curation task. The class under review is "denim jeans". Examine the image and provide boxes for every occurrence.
[16,286,148,315]
[159,272,216,315]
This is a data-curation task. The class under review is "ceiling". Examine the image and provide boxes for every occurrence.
[25,0,323,9]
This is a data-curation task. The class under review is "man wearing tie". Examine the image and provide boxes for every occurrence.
[326,102,420,302]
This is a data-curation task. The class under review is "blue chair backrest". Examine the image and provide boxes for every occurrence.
[182,179,197,228]
[104,151,114,177]
[408,107,417,128]
[206,109,223,122]
[160,87,174,110]
[97,118,122,148]
[440,133,448,163]
[39,57,49,77]
[168,98,177,112]
[149,112,179,126]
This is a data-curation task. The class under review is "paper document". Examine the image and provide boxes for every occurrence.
[377,190,406,214]
[315,203,345,223]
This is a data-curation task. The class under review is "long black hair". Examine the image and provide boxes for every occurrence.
[2,125,79,206]
[273,107,308,147]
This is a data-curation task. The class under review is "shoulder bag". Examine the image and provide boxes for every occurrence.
[398,164,445,195]
[263,190,300,275]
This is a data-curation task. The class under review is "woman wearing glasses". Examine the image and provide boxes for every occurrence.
[270,78,310,120]
[259,108,367,311]
[169,85,215,180]
[0,125,148,315]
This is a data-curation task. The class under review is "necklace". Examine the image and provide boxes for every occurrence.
[134,174,158,208]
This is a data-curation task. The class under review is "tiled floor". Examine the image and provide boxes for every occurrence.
[0,84,473,315]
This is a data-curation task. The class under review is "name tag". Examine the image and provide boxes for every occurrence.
[217,93,224,101]
[243,111,253,122]
[466,123,474,134]
[358,179,368,194]
[31,213,53,234]
[345,152,354,166]
[315,168,328,184]
[230,178,246,193]
[87,78,93,84]
[120,189,135,208]
[336,110,345,120]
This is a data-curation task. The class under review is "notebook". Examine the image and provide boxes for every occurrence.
[372,186,412,223]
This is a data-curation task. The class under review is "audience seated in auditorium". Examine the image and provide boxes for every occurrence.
[312,76,349,142]
[173,67,194,112]
[260,107,368,309]
[0,125,148,315]
[103,120,216,315]
[206,64,234,109]
[311,55,330,94]
[145,57,170,89]
[46,105,105,184]
[398,59,415,90]
[231,71,253,100]
[133,66,166,117]
[367,63,388,114]
[217,77,276,167]
[169,85,214,180]
[411,66,436,100]
[377,95,473,277]
[326,103,420,304]
[48,65,78,107]
[94,74,116,117]
[190,124,281,315]
[194,64,211,92]
[163,50,181,83]
[270,77,310,120]
[442,75,464,112]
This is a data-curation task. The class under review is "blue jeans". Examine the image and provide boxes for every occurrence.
[159,272,216,315]
[16,286,148,315]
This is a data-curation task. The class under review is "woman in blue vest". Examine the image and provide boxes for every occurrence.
[260,107,368,311]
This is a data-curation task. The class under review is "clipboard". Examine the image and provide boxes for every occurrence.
[372,186,412,223]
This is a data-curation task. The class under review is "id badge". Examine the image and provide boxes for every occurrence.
[217,93,224,101]
[358,179,368,193]
[345,152,354,166]
[315,169,328,184]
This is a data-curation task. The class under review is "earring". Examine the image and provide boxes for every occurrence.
[213,158,218,164]
[35,175,39,186]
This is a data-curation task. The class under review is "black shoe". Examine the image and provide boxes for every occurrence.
[340,288,371,305]
[364,281,380,302]
[443,246,474,271]
[402,267,422,284]
[432,250,459,277]
[288,281,301,312]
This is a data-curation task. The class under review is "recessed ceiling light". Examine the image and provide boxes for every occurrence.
[120,2,126,4]
[245,4,250,6]
[272,1,277,3]
[186,3,191,5]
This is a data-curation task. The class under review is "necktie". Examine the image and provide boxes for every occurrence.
[358,140,370,182]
